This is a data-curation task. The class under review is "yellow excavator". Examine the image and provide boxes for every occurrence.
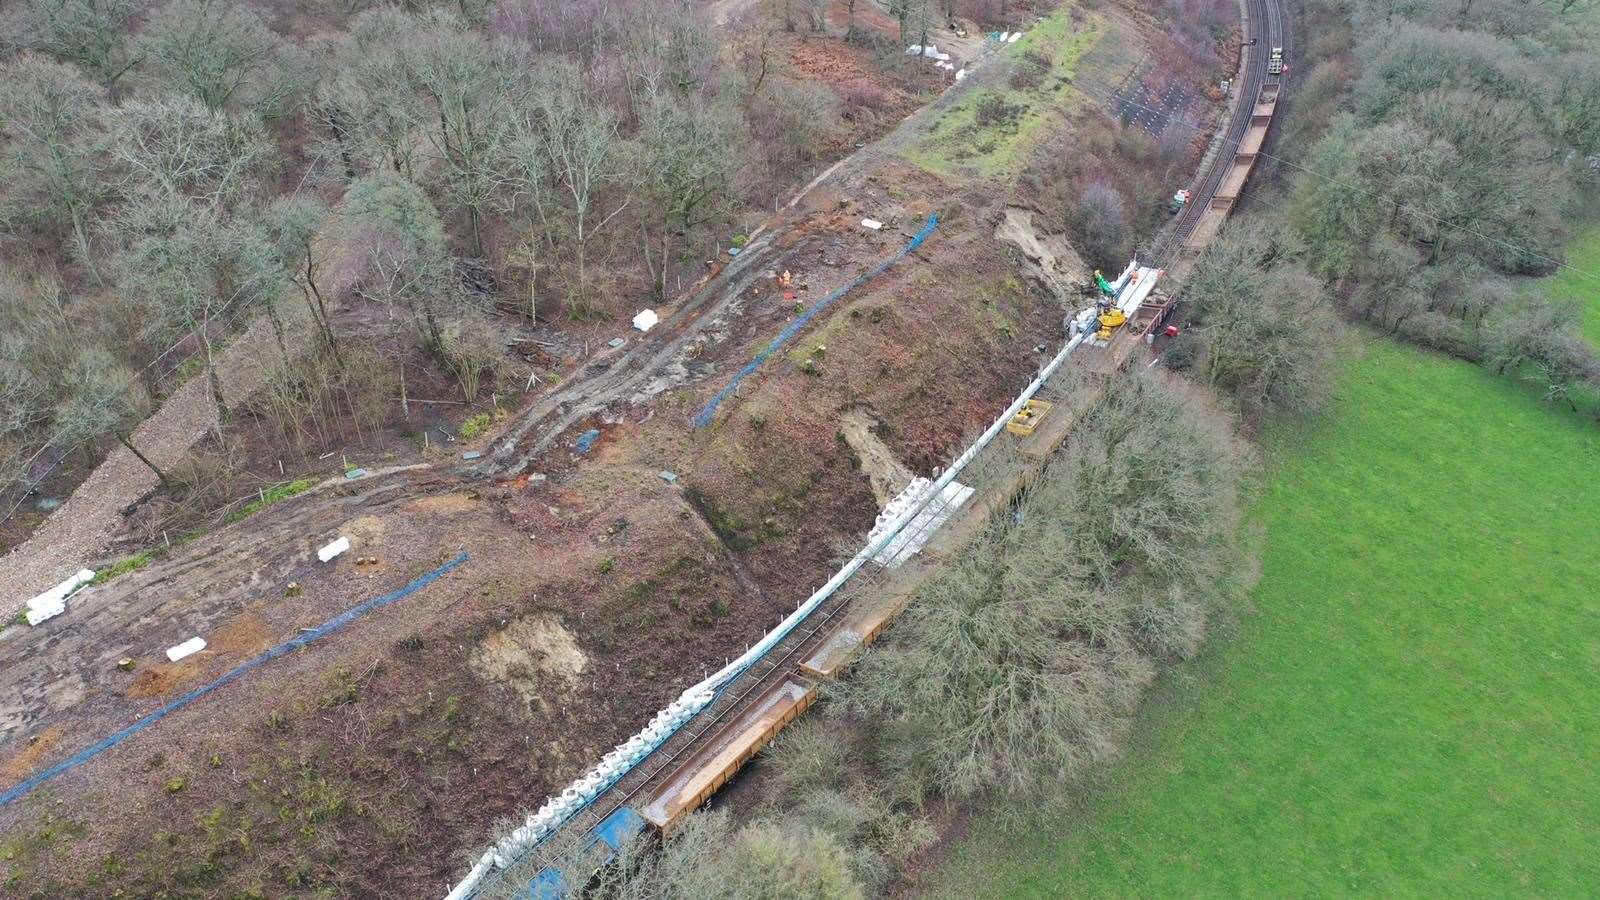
[1095,306,1127,341]
[1090,270,1126,341]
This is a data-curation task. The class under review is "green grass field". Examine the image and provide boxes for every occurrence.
[1548,227,1600,345]
[926,336,1600,897]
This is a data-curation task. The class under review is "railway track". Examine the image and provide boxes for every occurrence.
[462,0,1293,893]
[1156,0,1288,265]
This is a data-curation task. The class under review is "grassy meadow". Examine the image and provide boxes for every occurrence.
[1549,227,1600,346]
[925,336,1600,897]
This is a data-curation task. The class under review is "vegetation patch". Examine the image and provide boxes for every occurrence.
[457,412,494,441]
[1535,226,1600,347]
[90,550,155,586]
[929,337,1600,896]
[228,476,319,523]
[904,6,1102,179]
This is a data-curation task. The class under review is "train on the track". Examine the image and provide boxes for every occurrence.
[1181,82,1282,255]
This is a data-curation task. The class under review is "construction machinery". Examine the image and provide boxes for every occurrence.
[1093,269,1116,297]
[1095,306,1127,341]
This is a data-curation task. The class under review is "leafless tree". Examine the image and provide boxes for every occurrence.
[106,94,275,211]
[109,194,280,421]
[1185,222,1338,421]
[635,83,740,298]
[522,809,865,900]
[53,348,167,485]
[262,194,339,362]
[536,64,628,316]
[0,54,110,279]
[406,19,531,256]
[8,0,143,91]
[845,373,1242,798]
[336,170,463,350]
[311,8,427,179]
[138,0,292,113]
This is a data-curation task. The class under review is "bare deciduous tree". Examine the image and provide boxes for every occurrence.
[530,808,865,900]
[336,170,464,350]
[106,94,275,211]
[845,373,1242,798]
[138,0,290,112]
[536,64,627,317]
[1185,222,1338,421]
[406,18,529,255]
[636,84,740,298]
[311,8,427,179]
[262,194,339,362]
[9,0,143,91]
[0,54,110,279]
[54,349,167,485]
[110,195,280,421]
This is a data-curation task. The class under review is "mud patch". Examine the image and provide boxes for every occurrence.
[840,411,915,507]
[994,206,1088,302]
[345,514,387,549]
[122,611,273,701]
[126,658,203,700]
[208,610,274,657]
[1,723,65,782]
[470,614,588,713]
[405,493,481,516]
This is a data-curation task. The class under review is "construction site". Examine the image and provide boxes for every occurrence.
[0,0,1286,895]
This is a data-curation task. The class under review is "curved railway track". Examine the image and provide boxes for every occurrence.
[1158,0,1288,264]
[464,0,1293,893]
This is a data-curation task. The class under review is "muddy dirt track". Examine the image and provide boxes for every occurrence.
[0,25,1062,892]
[0,4,1224,892]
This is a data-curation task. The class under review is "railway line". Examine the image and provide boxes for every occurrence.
[456,0,1293,894]
[1161,0,1289,265]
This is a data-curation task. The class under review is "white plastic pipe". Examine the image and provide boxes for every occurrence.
[166,637,207,662]
[23,568,96,626]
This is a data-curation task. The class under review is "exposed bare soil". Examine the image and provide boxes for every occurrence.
[0,3,1203,896]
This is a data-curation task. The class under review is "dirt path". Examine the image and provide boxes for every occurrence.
[0,302,318,617]
[480,38,1020,479]
[1,6,1001,619]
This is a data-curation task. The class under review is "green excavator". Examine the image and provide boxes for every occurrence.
[1090,269,1126,341]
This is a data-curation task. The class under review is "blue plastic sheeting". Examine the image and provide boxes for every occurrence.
[692,213,939,428]
[523,807,646,899]
[0,552,471,810]
[526,867,565,900]
[574,429,600,454]
[594,806,646,849]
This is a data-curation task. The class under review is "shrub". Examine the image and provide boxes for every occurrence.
[1008,50,1051,91]
[251,344,397,455]
[1162,331,1200,371]
[458,412,492,441]
[974,93,1020,129]
[438,312,504,402]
